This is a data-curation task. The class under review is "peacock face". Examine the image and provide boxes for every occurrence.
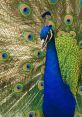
[40,25,54,48]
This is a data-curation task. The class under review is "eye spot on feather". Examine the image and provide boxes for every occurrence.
[79,41,82,49]
[22,32,34,42]
[2,53,8,59]
[48,0,58,4]
[80,87,82,91]
[26,64,31,70]
[14,83,24,93]
[28,34,34,41]
[38,80,44,90]
[64,15,73,26]
[37,51,42,58]
[19,61,33,76]
[78,86,82,95]
[74,112,81,117]
[33,50,45,59]
[0,51,11,63]
[23,7,29,13]
[18,3,31,16]
[27,111,39,117]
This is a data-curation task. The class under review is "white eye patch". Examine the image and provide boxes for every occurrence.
[41,39,44,44]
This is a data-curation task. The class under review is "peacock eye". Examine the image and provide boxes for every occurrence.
[2,53,7,59]
[37,51,42,58]
[0,51,11,63]
[23,7,29,14]
[80,87,82,91]
[22,31,34,42]
[67,19,70,23]
[29,113,33,117]
[17,86,21,90]
[76,115,81,117]
[28,34,34,41]
[78,86,82,95]
[80,43,82,47]
[26,64,31,70]
[79,41,82,49]
[38,80,44,90]
[48,0,58,4]
[75,113,81,117]
[64,15,73,26]
[14,83,24,93]
[19,61,33,76]
[18,3,31,16]
[28,111,36,117]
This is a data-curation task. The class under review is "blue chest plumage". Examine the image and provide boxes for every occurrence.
[40,26,76,117]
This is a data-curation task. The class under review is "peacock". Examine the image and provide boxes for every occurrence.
[0,0,82,117]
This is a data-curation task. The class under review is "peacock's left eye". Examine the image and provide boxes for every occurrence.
[64,15,73,26]
[18,3,31,16]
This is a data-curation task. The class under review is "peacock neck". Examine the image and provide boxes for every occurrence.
[43,35,76,117]
[44,36,64,89]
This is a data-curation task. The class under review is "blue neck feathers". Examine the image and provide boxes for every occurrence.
[43,36,76,117]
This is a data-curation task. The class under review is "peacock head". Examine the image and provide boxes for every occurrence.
[40,11,54,48]
[40,25,54,48]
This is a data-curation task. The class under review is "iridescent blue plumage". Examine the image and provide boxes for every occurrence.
[40,25,52,40]
[40,26,76,117]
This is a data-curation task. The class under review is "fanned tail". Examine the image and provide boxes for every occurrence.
[0,0,82,117]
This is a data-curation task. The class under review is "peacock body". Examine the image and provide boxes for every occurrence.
[0,0,82,117]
